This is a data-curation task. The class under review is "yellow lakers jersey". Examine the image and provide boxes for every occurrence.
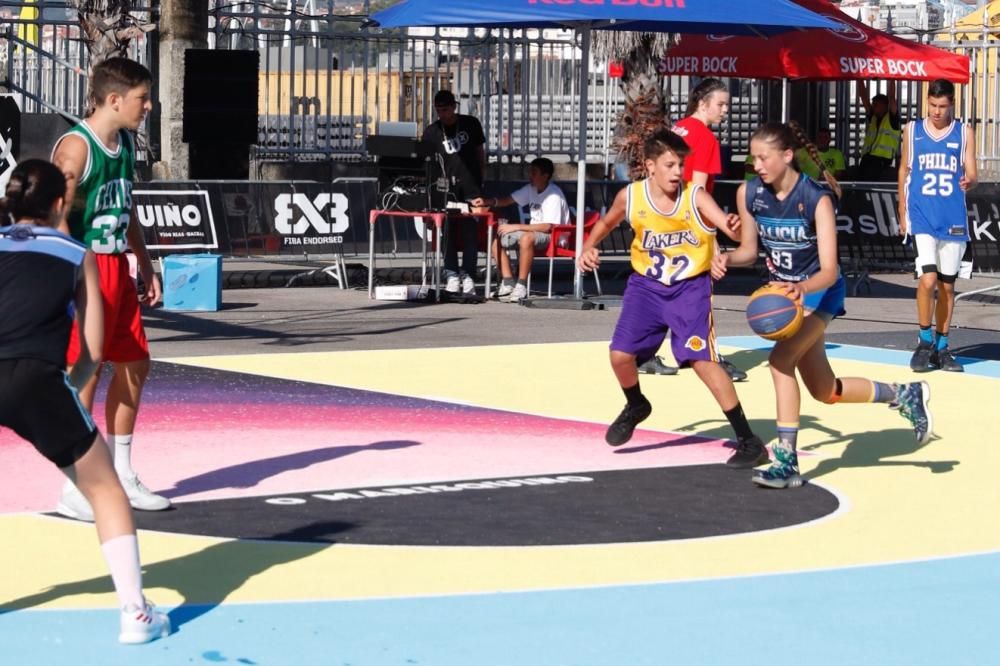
[627,180,715,285]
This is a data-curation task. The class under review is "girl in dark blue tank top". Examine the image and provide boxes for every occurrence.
[714,122,933,489]
[0,159,169,643]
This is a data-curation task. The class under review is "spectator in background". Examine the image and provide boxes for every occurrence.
[856,83,900,181]
[422,89,486,296]
[669,77,747,382]
[797,128,847,181]
[472,158,569,303]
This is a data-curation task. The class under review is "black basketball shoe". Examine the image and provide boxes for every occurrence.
[909,340,936,373]
[726,436,770,469]
[930,347,963,372]
[719,357,748,382]
[605,399,653,446]
[638,356,678,376]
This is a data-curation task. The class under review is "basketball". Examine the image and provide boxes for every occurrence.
[746,284,804,341]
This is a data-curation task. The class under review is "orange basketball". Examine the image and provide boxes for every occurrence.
[745,284,804,341]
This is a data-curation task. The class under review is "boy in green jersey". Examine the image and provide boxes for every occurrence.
[52,57,170,521]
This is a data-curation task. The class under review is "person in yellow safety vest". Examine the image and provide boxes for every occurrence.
[857,82,901,181]
[796,128,847,181]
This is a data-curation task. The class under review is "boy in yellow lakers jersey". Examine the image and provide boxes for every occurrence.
[579,129,767,465]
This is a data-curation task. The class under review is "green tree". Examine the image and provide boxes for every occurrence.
[68,0,154,66]
[593,31,677,180]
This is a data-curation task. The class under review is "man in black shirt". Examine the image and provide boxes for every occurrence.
[422,90,486,295]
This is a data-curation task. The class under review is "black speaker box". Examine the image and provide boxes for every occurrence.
[183,49,259,144]
[0,95,21,160]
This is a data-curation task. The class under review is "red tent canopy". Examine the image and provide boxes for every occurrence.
[659,0,969,82]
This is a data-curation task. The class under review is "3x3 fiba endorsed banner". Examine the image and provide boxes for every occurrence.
[135,179,1000,271]
[135,181,378,257]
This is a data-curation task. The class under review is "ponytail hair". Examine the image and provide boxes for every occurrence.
[787,120,842,199]
[686,77,728,116]
[1,159,67,226]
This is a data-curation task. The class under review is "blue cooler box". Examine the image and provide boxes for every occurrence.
[162,254,222,311]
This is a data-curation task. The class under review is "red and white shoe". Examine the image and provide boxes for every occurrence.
[119,599,171,644]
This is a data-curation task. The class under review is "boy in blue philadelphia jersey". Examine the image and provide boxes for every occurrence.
[715,122,932,489]
[897,79,977,373]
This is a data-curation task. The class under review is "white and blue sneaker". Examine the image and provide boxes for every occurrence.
[892,381,933,445]
[752,442,802,489]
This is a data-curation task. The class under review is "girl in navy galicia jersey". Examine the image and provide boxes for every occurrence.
[0,160,170,643]
[714,123,932,489]
[898,79,977,374]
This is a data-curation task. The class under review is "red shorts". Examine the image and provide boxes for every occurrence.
[67,253,150,365]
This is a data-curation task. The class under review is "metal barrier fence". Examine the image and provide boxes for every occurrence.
[0,1,154,157]
[132,180,1000,290]
[2,1,999,177]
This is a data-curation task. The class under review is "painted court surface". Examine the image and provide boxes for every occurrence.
[1,334,998,665]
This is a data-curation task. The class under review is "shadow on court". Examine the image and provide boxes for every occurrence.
[801,429,959,480]
[650,413,958,481]
[160,440,420,499]
[146,305,468,348]
[0,521,352,633]
[952,342,1000,363]
[666,416,842,446]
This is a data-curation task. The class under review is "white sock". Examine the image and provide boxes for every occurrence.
[100,534,145,609]
[113,434,134,478]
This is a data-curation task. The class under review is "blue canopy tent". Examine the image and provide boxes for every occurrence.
[371,0,839,299]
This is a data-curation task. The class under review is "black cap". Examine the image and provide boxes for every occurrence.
[434,90,456,106]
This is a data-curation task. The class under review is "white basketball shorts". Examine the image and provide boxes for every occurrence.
[914,234,966,278]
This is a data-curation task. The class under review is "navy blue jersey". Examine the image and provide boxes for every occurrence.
[0,224,87,367]
[904,119,968,241]
[745,174,836,283]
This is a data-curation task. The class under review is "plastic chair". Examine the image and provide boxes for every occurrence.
[539,210,603,297]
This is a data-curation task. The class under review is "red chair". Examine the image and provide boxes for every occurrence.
[538,210,603,297]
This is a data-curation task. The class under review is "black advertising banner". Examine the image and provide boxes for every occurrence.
[135,188,218,250]
[135,181,379,258]
[712,181,1000,270]
[136,179,1000,271]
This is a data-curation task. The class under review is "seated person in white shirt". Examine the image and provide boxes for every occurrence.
[471,158,570,302]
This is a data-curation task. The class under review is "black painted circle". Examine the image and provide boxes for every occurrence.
[131,466,839,546]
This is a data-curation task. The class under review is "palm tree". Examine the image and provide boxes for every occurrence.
[68,0,154,67]
[592,31,677,180]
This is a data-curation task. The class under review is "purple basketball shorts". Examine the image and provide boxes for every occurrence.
[610,272,718,367]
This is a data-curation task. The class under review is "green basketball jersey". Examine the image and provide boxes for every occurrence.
[59,122,135,254]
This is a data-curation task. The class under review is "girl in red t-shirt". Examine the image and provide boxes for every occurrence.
[668,78,751,387]
[670,78,729,193]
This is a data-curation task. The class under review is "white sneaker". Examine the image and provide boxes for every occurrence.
[495,282,514,299]
[443,271,460,293]
[459,273,476,295]
[119,599,171,644]
[502,283,528,303]
[56,481,94,522]
[119,474,172,511]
